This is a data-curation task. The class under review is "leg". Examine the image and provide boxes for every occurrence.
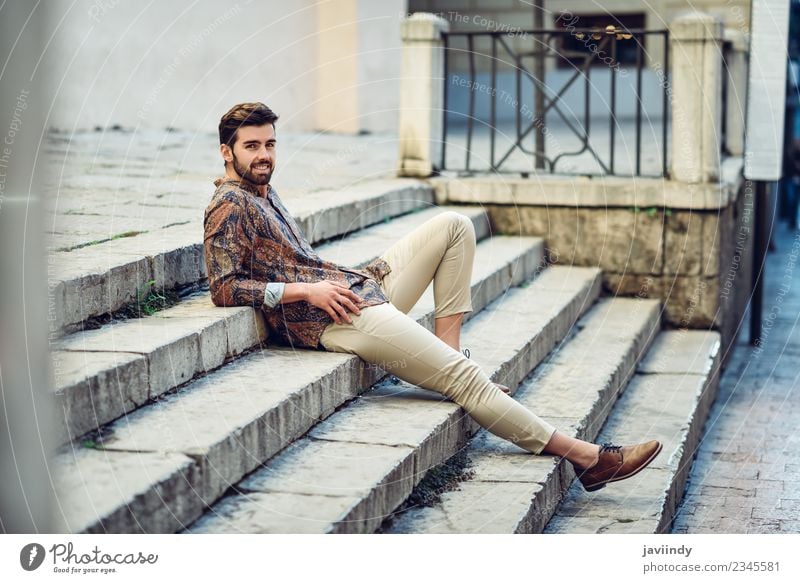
[319,302,598,462]
[434,312,464,351]
[376,211,476,347]
[541,429,600,468]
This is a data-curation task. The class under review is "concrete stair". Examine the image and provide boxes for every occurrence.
[381,297,662,533]
[50,204,491,446]
[52,179,431,332]
[183,266,602,534]
[47,175,724,537]
[379,321,720,534]
[51,215,551,533]
[543,331,721,534]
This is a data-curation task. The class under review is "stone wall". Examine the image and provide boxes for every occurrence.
[440,175,753,367]
[44,0,405,134]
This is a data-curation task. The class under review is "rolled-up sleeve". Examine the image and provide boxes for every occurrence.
[263,282,286,308]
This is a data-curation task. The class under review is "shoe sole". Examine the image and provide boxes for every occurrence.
[581,441,664,492]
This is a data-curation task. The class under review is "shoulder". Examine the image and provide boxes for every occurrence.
[210,183,250,208]
[205,188,256,238]
[205,184,256,221]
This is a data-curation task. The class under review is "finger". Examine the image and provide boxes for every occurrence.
[324,305,341,324]
[343,291,363,311]
[331,300,352,324]
[340,296,362,316]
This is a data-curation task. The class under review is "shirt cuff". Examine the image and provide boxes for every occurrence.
[263,282,285,309]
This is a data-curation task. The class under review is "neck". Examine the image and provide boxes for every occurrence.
[225,168,269,196]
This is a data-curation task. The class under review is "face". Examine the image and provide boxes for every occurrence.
[222,123,277,185]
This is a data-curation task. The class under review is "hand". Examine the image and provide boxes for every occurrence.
[306,280,363,324]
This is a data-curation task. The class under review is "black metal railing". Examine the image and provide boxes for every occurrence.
[720,38,732,156]
[440,27,670,178]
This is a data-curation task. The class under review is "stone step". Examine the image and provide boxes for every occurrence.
[53,179,432,332]
[380,296,662,534]
[543,330,721,534]
[51,233,548,533]
[183,266,603,534]
[50,205,492,446]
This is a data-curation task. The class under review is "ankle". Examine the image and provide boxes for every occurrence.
[577,444,601,469]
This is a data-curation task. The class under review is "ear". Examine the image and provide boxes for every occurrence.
[220,143,233,164]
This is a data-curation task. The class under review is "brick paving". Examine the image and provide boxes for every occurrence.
[671,222,800,534]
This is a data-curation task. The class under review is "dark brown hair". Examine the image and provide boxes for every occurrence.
[218,102,279,147]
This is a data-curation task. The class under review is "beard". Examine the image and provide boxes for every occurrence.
[231,152,273,185]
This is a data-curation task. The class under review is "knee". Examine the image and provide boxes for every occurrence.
[443,211,475,244]
[442,358,495,405]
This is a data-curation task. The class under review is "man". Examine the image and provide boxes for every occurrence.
[203,102,662,492]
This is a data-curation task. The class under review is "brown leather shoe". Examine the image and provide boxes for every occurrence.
[571,440,663,492]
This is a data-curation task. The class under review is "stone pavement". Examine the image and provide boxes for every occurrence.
[42,125,730,534]
[44,120,665,255]
[44,128,400,252]
[45,118,672,256]
[671,222,800,534]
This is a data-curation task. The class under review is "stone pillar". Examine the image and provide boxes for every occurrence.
[316,0,360,134]
[669,12,724,183]
[315,0,405,134]
[396,13,449,178]
[722,28,749,156]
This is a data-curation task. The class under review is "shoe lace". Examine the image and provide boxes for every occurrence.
[599,442,623,454]
[462,348,470,359]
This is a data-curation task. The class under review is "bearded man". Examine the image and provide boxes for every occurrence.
[203,102,662,492]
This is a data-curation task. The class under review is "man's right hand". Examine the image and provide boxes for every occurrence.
[305,280,363,324]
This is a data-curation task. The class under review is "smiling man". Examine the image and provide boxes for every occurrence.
[203,102,663,493]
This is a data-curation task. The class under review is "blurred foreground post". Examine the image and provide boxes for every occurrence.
[0,0,55,533]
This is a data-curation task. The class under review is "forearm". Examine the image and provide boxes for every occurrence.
[277,282,310,305]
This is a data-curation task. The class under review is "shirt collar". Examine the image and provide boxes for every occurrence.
[213,176,273,199]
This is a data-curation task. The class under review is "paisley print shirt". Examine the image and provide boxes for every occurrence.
[203,177,392,350]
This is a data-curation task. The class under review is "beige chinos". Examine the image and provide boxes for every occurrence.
[319,211,557,454]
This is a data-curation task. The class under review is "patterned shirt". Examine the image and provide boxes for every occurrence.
[203,177,392,350]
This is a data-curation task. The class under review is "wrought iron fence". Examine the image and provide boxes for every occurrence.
[721,37,733,156]
[441,27,670,178]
